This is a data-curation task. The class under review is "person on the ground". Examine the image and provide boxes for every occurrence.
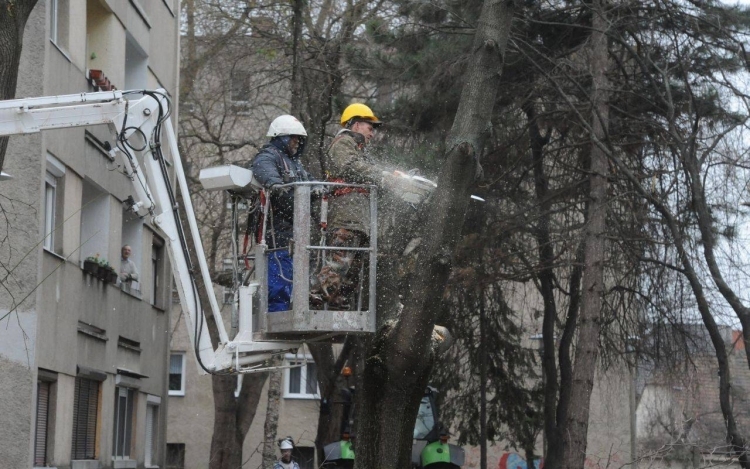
[251,115,313,312]
[310,103,385,309]
[273,437,300,469]
[120,244,140,292]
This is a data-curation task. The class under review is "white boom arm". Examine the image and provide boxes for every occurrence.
[0,89,300,374]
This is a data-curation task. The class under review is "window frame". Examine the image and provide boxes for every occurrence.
[34,380,52,466]
[166,443,185,469]
[49,0,69,51]
[49,0,58,43]
[145,400,160,467]
[293,446,316,469]
[168,353,186,396]
[71,376,100,460]
[151,236,165,307]
[44,153,65,254]
[43,172,57,252]
[283,354,319,400]
[228,69,254,108]
[112,386,135,460]
[223,287,234,305]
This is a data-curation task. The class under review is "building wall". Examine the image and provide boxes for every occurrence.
[635,331,750,467]
[0,0,180,468]
[0,2,48,467]
[167,299,323,469]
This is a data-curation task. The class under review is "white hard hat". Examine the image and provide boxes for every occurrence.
[267,115,307,138]
[279,437,294,450]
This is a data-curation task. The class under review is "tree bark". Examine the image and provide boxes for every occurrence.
[262,361,283,468]
[209,373,268,469]
[310,340,353,466]
[560,2,610,467]
[522,98,562,463]
[354,1,518,468]
[0,0,39,173]
[290,0,305,118]
[679,129,750,466]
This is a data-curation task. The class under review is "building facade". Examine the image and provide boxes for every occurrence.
[167,300,322,469]
[0,1,181,468]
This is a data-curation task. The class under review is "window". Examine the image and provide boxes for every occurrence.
[44,153,65,254]
[113,386,135,459]
[43,172,57,252]
[229,69,253,106]
[71,377,99,460]
[413,395,436,439]
[166,443,185,469]
[223,287,234,305]
[151,237,164,306]
[169,353,186,396]
[294,446,315,469]
[122,208,143,296]
[49,0,57,42]
[284,354,318,399]
[145,403,159,466]
[34,381,51,466]
[49,0,69,49]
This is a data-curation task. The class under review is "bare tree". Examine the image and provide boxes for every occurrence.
[560,2,611,466]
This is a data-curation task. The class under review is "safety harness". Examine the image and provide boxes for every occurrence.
[325,130,369,198]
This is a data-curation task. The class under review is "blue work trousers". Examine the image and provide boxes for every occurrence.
[268,250,293,312]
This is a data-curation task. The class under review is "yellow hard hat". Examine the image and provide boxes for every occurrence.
[340,103,382,127]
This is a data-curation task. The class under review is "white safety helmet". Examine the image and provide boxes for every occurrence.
[267,115,307,138]
[279,437,294,450]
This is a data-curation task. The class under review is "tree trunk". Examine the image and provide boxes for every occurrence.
[290,0,305,119]
[262,361,283,468]
[560,2,610,467]
[310,340,354,466]
[521,98,562,463]
[209,373,268,469]
[679,139,750,465]
[181,203,270,469]
[0,0,39,173]
[354,1,518,468]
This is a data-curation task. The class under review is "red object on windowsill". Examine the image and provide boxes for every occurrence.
[87,69,117,92]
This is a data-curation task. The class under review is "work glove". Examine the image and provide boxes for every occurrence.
[311,185,327,196]
[268,183,290,194]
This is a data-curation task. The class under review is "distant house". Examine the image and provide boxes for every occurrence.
[0,1,180,468]
[636,324,750,466]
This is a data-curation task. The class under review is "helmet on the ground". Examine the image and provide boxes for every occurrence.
[279,437,295,450]
[340,103,382,127]
[267,115,307,137]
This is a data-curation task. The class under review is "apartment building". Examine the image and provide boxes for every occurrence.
[167,302,321,469]
[0,1,180,468]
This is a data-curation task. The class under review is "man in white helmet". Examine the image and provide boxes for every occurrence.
[274,437,300,469]
[251,115,313,312]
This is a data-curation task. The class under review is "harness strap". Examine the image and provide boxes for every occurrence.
[326,131,368,197]
[325,177,369,197]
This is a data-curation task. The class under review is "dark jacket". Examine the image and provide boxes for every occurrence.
[251,142,312,247]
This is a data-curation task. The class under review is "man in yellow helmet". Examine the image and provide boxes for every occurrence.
[310,103,385,309]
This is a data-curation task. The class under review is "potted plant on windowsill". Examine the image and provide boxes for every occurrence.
[97,259,118,284]
[107,267,119,284]
[83,255,101,276]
